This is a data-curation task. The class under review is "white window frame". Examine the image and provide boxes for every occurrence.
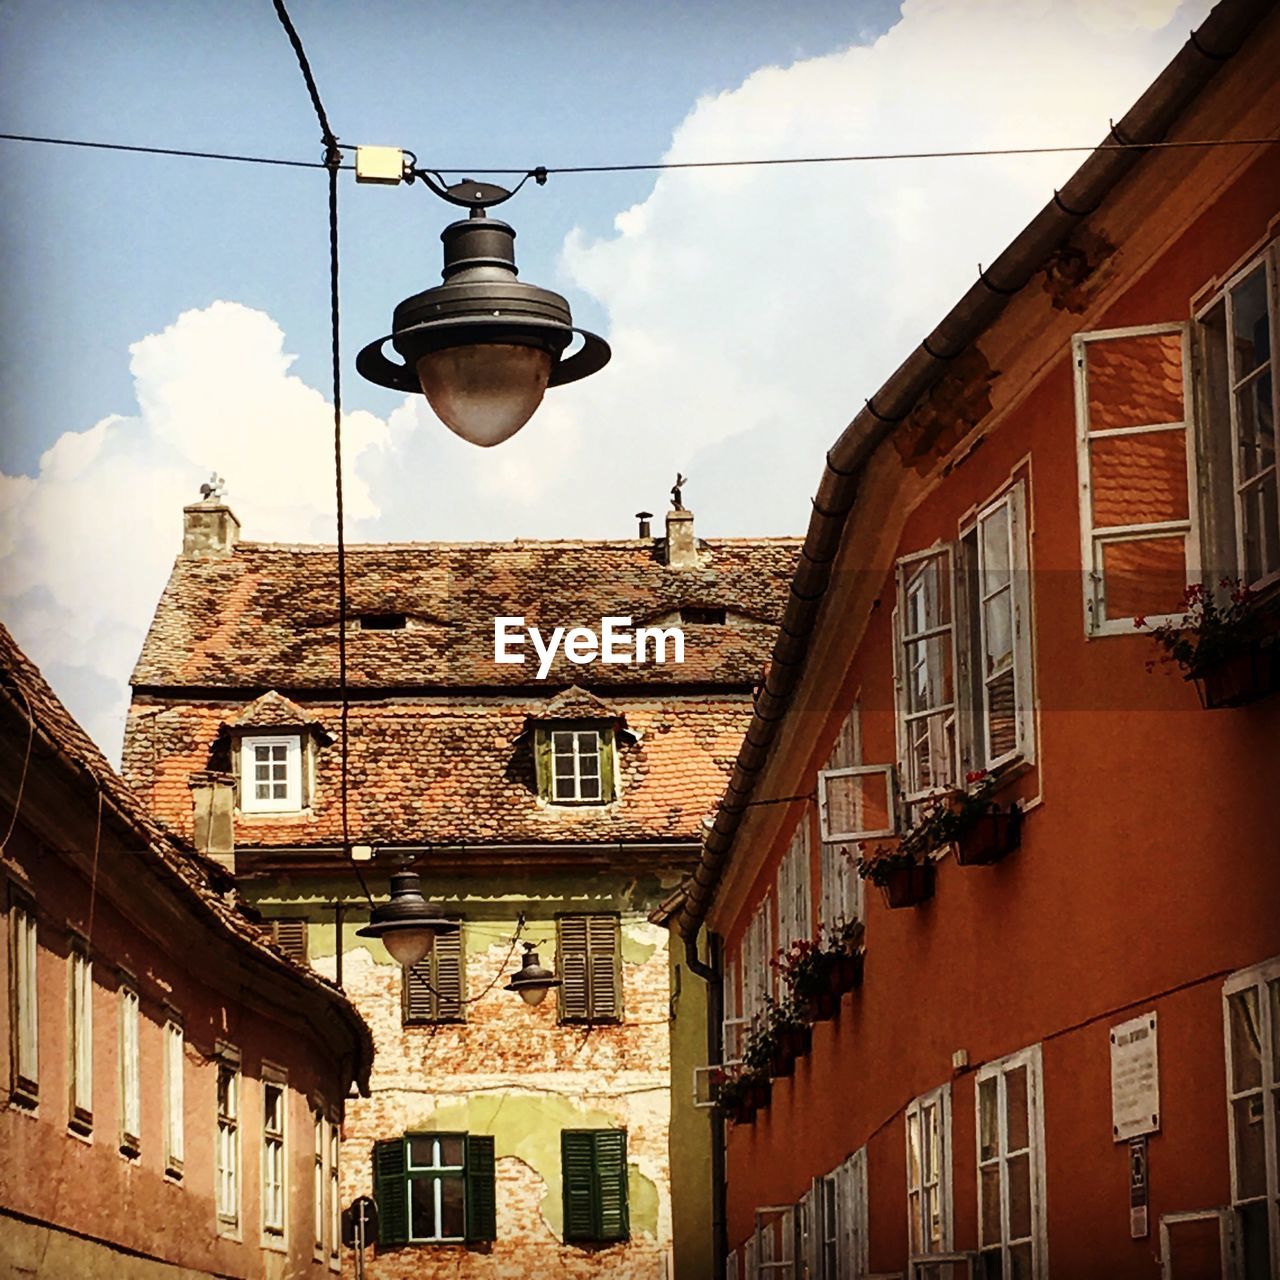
[118,977,141,1153]
[9,897,38,1102]
[69,941,93,1132]
[906,1085,953,1259]
[756,1205,796,1278]
[328,1120,341,1269]
[312,1109,325,1259]
[819,705,867,934]
[261,1072,287,1245]
[1223,954,1280,1279]
[975,1044,1047,1280]
[406,1133,467,1243]
[836,1147,870,1280]
[742,897,774,1034]
[549,728,606,803]
[240,735,304,813]
[216,1049,241,1235]
[1074,322,1198,635]
[1158,1209,1242,1280]
[1194,240,1280,594]
[894,546,960,804]
[163,1013,184,1176]
[777,819,814,954]
[722,951,749,1069]
[818,766,898,844]
[961,481,1035,771]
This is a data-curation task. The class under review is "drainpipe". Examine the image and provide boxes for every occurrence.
[684,927,727,1280]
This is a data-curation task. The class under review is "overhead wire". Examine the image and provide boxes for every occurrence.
[2,128,1276,178]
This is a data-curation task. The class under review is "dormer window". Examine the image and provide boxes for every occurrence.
[241,735,303,813]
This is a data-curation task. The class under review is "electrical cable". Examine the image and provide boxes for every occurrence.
[2,128,1276,177]
[0,680,34,855]
[268,0,373,906]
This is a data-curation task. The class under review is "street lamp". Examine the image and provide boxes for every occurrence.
[356,174,611,447]
[503,942,562,1007]
[355,863,456,968]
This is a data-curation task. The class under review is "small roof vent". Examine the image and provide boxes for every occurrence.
[359,613,407,631]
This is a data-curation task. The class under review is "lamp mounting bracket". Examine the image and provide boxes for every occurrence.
[409,168,547,211]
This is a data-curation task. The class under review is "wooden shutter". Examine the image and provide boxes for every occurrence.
[599,730,616,800]
[372,1138,408,1245]
[402,923,464,1023]
[593,1128,629,1242]
[558,916,591,1020]
[270,918,308,962]
[464,1134,497,1242]
[562,1130,598,1241]
[587,915,621,1020]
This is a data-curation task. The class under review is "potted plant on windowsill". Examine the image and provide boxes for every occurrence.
[772,939,839,1023]
[942,771,1023,867]
[760,998,811,1077]
[857,843,936,908]
[1138,581,1279,709]
[825,918,866,996]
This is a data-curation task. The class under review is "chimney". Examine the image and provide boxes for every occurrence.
[189,771,236,872]
[635,511,653,539]
[183,500,240,559]
[664,505,699,569]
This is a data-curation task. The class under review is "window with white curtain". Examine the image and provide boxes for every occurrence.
[216,1054,240,1232]
[262,1078,286,1241]
[69,943,93,1131]
[9,897,38,1102]
[118,980,141,1153]
[164,1014,184,1175]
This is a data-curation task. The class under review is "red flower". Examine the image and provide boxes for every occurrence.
[965,769,988,784]
[1133,616,1146,629]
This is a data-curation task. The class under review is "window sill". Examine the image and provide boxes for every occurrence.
[261,1232,287,1253]
[216,1221,242,1243]
[68,1111,93,1142]
[119,1137,141,1160]
[9,1082,38,1112]
[164,1164,184,1184]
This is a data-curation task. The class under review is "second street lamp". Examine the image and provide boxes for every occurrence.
[356,175,611,447]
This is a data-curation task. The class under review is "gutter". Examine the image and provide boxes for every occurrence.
[673,0,1273,938]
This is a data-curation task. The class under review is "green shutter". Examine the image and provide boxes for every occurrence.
[534,728,553,797]
[562,1130,598,1242]
[373,1138,408,1245]
[558,916,591,1020]
[464,1134,497,1242]
[593,1129,629,1242]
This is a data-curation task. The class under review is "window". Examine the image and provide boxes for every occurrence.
[1074,324,1196,632]
[906,1086,952,1259]
[741,898,774,1034]
[896,547,959,802]
[756,1206,796,1277]
[1197,242,1280,591]
[216,1055,240,1231]
[8,896,38,1102]
[558,914,621,1022]
[1223,956,1280,1279]
[69,942,93,1132]
[403,924,464,1023]
[373,1132,496,1245]
[959,485,1034,771]
[977,1045,1046,1279]
[543,728,611,804]
[268,917,308,963]
[894,480,1036,801]
[329,1121,341,1267]
[262,1078,286,1240]
[163,1014,184,1175]
[777,817,813,954]
[118,979,141,1154]
[722,952,749,1068]
[817,1148,870,1280]
[313,1110,325,1259]
[818,706,869,932]
[240,735,303,813]
[562,1129,630,1243]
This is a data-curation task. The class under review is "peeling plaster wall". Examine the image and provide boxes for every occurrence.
[247,874,679,1279]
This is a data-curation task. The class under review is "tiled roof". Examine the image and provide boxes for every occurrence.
[0,622,373,1087]
[536,684,625,722]
[131,537,800,690]
[123,691,754,847]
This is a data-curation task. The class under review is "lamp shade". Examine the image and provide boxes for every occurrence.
[503,943,561,1008]
[356,213,609,445]
[355,868,457,969]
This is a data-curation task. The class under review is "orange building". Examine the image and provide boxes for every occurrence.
[0,624,373,1276]
[668,2,1280,1278]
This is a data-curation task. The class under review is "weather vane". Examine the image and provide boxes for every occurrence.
[671,473,688,511]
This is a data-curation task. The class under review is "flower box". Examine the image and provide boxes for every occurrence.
[1191,647,1280,709]
[879,862,936,909]
[953,806,1023,866]
[830,950,864,995]
[800,990,839,1023]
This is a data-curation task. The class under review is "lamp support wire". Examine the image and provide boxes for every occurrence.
[270,0,372,905]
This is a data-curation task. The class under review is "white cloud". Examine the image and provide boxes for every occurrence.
[1,0,1209,759]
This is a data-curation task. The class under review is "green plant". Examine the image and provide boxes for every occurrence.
[859,771,999,874]
[770,938,837,1004]
[1137,580,1259,675]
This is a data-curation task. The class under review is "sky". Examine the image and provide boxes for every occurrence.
[0,0,1214,760]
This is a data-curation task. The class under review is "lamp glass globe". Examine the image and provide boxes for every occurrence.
[519,985,550,1007]
[416,344,552,447]
[384,927,434,968]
